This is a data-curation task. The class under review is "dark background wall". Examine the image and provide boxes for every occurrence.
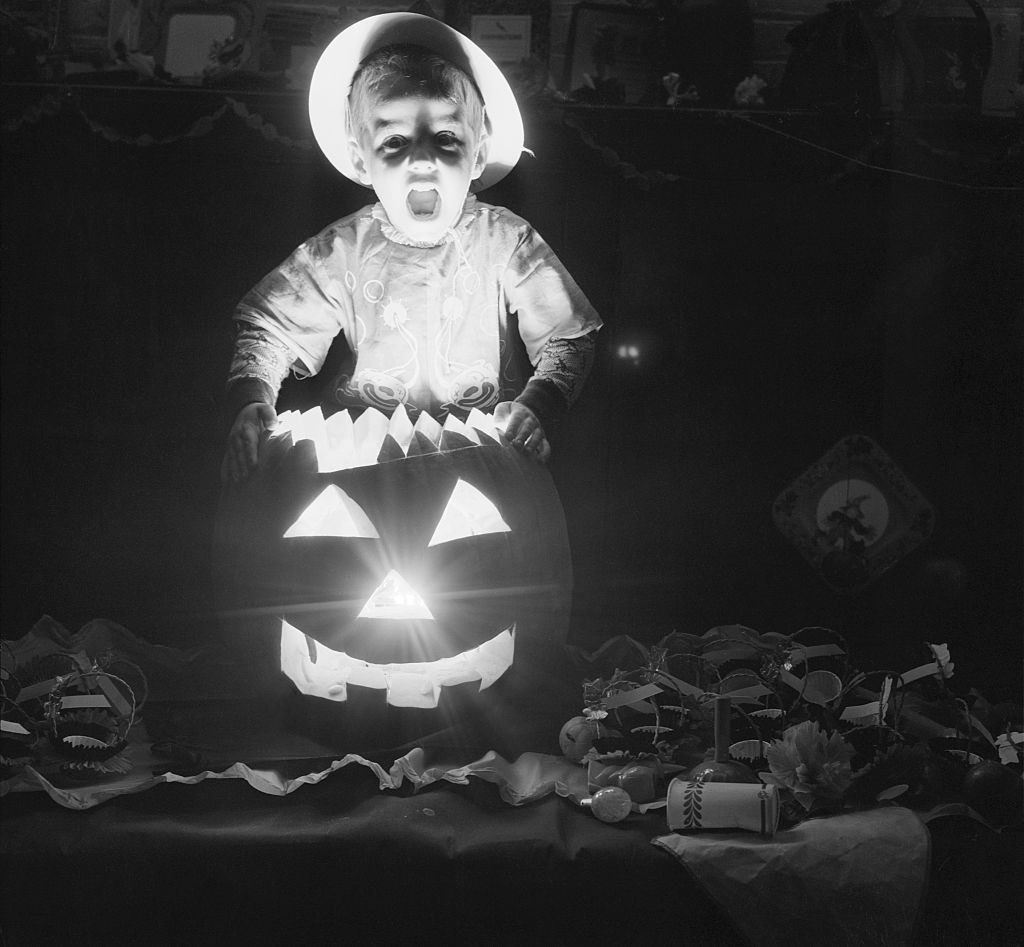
[2,85,1021,692]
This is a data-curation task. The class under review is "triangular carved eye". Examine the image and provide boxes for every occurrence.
[428,479,510,547]
[283,485,379,539]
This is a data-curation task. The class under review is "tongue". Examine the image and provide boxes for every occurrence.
[408,190,438,217]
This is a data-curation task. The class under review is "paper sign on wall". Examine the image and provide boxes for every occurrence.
[470,16,531,67]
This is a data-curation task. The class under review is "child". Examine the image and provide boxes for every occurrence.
[223,13,602,481]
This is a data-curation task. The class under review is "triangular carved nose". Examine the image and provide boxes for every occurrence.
[357,569,433,620]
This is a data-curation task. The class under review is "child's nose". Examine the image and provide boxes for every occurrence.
[408,136,438,167]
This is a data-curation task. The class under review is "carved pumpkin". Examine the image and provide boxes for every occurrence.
[213,406,572,714]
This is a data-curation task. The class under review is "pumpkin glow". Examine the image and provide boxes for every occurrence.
[214,404,572,712]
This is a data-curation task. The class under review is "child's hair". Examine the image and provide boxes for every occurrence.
[348,43,487,143]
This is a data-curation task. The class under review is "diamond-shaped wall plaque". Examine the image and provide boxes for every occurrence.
[773,435,936,593]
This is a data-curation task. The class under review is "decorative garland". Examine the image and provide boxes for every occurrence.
[3,88,1018,191]
[560,112,681,190]
[562,626,1023,830]
[560,104,1023,192]
[1,90,314,152]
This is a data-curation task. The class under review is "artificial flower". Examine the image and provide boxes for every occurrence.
[764,720,855,812]
[734,75,767,107]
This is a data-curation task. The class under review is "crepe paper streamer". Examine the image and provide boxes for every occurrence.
[841,701,882,723]
[720,689,775,706]
[13,679,60,704]
[1,719,31,735]
[660,673,706,699]
[965,714,997,747]
[901,645,955,687]
[996,732,1023,766]
[901,662,940,685]
[1,719,34,741]
[786,643,846,667]
[624,700,660,715]
[841,677,892,723]
[601,682,663,710]
[721,679,775,699]
[67,651,133,718]
[876,784,909,802]
[60,695,112,710]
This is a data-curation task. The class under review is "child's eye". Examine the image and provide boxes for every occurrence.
[380,136,407,153]
[435,131,460,148]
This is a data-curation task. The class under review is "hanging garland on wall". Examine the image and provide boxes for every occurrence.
[4,85,1019,191]
[1,89,315,152]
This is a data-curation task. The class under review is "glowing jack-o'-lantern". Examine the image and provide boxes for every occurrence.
[214,406,572,711]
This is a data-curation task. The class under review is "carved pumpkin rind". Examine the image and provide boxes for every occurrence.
[213,407,572,709]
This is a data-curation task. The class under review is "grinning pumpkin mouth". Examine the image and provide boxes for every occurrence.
[280,619,515,709]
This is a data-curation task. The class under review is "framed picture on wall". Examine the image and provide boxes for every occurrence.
[562,2,660,103]
[154,0,262,80]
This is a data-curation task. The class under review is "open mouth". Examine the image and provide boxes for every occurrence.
[407,186,440,220]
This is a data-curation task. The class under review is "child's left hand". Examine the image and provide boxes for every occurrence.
[495,401,551,463]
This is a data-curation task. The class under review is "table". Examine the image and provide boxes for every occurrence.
[2,640,1021,946]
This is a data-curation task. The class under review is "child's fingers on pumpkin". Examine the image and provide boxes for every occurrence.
[523,427,545,451]
[493,400,512,430]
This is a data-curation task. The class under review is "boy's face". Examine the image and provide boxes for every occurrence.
[349,92,486,243]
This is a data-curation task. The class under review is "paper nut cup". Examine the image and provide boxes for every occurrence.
[667,778,781,836]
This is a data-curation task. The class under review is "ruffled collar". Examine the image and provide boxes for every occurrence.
[372,195,478,248]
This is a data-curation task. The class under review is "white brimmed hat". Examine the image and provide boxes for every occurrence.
[308,13,524,191]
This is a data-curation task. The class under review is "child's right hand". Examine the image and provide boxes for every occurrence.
[222,402,278,483]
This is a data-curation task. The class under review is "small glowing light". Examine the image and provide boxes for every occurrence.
[616,343,642,364]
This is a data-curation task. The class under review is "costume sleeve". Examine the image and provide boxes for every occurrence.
[515,333,598,425]
[224,324,296,422]
[502,226,602,363]
[502,226,602,425]
[234,239,350,379]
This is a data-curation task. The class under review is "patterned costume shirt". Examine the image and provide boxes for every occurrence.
[234,196,602,418]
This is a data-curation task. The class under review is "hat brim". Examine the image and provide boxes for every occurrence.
[309,13,524,191]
